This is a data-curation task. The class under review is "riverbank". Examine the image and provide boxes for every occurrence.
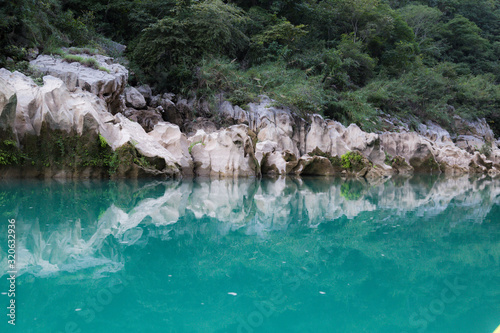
[1,55,499,179]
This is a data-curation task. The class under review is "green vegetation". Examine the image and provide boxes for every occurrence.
[309,148,342,167]
[0,140,24,165]
[479,142,493,158]
[188,141,204,154]
[61,52,110,72]
[2,0,500,135]
[0,126,158,177]
[341,151,365,171]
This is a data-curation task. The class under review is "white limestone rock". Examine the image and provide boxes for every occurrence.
[124,86,147,109]
[149,122,194,175]
[30,54,127,113]
[188,125,259,177]
[0,69,182,178]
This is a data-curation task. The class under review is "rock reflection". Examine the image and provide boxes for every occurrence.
[0,175,499,277]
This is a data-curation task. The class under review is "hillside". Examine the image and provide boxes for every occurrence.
[1,0,499,136]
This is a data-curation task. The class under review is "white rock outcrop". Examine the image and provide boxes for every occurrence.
[219,96,500,176]
[188,125,259,177]
[149,123,194,175]
[30,54,127,113]
[1,64,499,179]
[0,69,182,178]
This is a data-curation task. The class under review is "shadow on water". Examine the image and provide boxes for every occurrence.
[0,175,499,333]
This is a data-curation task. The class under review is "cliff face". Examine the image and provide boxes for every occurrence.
[0,55,499,179]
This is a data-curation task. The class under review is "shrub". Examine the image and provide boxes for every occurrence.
[0,140,23,165]
[131,0,249,90]
[196,58,330,116]
[341,151,365,171]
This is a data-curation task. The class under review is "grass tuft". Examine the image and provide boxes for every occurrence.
[62,53,110,73]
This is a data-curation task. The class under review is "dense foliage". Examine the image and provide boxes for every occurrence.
[1,0,499,134]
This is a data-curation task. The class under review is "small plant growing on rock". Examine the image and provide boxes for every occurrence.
[341,151,364,171]
[384,151,393,166]
[479,142,492,157]
[62,53,110,73]
[309,147,342,167]
[99,134,108,148]
[0,140,23,165]
[188,141,204,154]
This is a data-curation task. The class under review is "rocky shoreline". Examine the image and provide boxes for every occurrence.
[0,54,499,179]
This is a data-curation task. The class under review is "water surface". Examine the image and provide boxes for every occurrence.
[0,176,499,333]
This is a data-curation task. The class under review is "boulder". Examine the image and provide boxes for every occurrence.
[124,86,147,109]
[176,99,193,119]
[136,85,152,104]
[101,114,182,177]
[388,156,414,175]
[149,123,193,175]
[185,117,218,136]
[124,107,163,132]
[305,115,349,157]
[159,98,183,127]
[255,140,298,175]
[453,115,495,142]
[188,125,259,177]
[455,135,486,153]
[219,101,248,124]
[30,54,127,113]
[418,121,454,146]
[469,152,493,173]
[0,69,111,137]
[0,79,17,140]
[150,94,162,108]
[380,132,440,173]
[292,155,337,176]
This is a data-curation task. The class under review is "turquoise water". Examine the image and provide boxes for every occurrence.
[0,176,499,333]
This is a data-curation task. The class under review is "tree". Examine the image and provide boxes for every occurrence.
[398,4,444,62]
[131,0,249,89]
[441,15,489,64]
[337,0,382,43]
[399,4,442,47]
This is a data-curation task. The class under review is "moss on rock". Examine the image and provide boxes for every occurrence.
[0,125,172,179]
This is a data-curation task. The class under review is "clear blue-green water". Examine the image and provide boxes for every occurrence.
[0,176,499,333]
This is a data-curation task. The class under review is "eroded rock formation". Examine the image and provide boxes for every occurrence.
[1,56,499,179]
[30,54,127,114]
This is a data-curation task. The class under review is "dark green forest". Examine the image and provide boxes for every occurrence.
[1,0,500,134]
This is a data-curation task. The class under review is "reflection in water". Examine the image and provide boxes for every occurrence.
[0,176,499,333]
